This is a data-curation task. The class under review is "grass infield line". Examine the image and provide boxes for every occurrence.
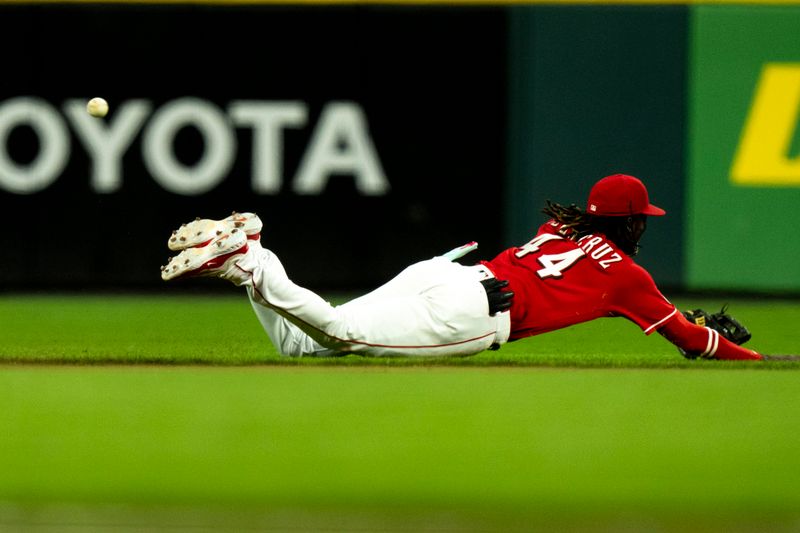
[0,293,798,367]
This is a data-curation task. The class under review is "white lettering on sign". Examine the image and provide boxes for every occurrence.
[65,99,152,193]
[142,98,236,195]
[229,101,307,194]
[0,97,390,196]
[294,102,389,196]
[0,97,70,194]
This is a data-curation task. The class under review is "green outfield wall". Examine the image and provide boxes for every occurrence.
[507,6,688,287]
[687,6,800,291]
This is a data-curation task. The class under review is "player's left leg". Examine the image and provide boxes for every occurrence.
[228,249,509,357]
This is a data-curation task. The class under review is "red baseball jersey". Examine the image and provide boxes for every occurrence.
[483,221,677,341]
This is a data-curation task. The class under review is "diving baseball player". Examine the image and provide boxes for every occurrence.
[161,174,761,361]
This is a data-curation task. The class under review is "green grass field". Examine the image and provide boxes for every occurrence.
[1,293,799,532]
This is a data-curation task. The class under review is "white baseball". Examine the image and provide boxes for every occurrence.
[86,97,109,118]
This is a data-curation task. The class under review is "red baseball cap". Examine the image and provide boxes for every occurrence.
[586,174,666,217]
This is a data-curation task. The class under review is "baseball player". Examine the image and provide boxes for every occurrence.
[161,174,762,360]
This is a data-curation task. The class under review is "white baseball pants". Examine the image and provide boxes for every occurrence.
[223,246,510,357]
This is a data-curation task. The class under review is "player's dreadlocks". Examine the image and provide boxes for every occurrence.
[542,200,646,256]
[541,201,594,235]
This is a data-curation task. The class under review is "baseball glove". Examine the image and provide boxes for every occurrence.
[679,305,752,359]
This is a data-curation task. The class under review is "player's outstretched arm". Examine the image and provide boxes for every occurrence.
[657,312,762,360]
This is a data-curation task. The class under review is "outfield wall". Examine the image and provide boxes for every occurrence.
[0,3,798,292]
[506,6,688,287]
[688,6,800,291]
[0,5,508,289]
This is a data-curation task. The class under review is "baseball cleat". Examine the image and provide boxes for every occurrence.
[161,229,248,281]
[168,212,262,251]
